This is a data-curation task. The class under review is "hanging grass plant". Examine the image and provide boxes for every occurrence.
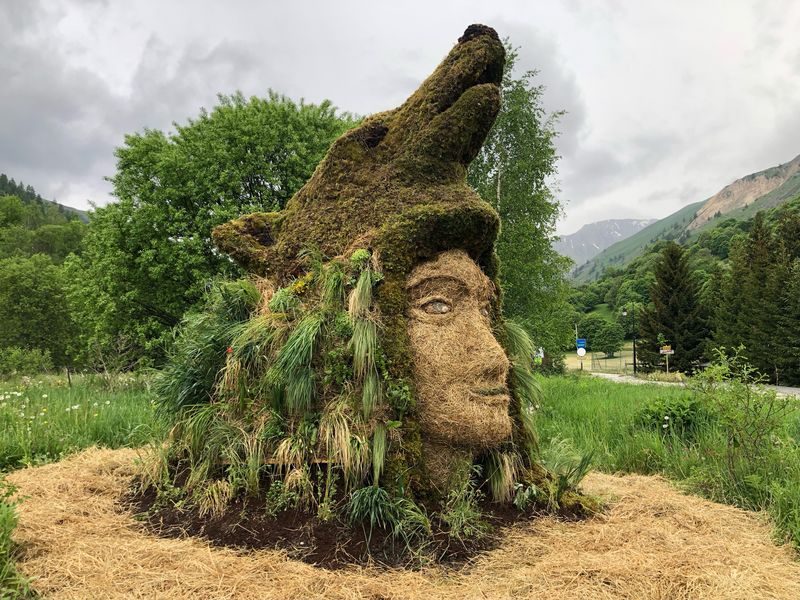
[141,249,596,565]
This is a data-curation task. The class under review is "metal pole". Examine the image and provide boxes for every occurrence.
[632,304,638,375]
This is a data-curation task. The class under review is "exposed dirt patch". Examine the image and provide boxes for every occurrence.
[8,447,800,599]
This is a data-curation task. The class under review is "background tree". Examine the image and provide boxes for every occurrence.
[577,313,607,349]
[638,242,709,372]
[714,211,799,383]
[0,254,74,366]
[468,44,573,357]
[592,320,625,358]
[68,92,355,366]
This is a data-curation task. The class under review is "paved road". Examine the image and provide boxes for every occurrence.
[589,372,800,397]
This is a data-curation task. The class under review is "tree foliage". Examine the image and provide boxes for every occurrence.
[0,192,85,263]
[468,44,572,355]
[592,321,625,358]
[577,313,623,356]
[68,92,355,365]
[714,209,800,384]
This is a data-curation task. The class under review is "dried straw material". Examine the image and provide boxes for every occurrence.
[8,447,800,599]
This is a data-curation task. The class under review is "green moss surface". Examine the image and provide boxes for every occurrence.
[212,25,505,282]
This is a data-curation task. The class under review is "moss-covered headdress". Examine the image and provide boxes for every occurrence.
[212,23,504,282]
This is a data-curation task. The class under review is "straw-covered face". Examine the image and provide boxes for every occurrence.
[406,249,513,449]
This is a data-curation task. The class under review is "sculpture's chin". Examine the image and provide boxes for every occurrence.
[420,390,513,449]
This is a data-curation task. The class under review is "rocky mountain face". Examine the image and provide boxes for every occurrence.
[689,153,800,229]
[556,219,656,266]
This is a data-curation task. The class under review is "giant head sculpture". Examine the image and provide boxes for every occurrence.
[212,25,539,498]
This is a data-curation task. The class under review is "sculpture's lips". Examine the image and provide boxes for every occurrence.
[471,387,510,406]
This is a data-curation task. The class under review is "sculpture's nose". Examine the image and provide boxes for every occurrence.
[465,310,510,384]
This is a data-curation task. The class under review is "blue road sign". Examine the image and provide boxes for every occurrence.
[576,338,587,349]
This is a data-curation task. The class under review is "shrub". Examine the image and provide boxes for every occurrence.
[540,437,593,508]
[692,347,796,477]
[0,346,53,377]
[635,393,712,440]
[347,486,431,548]
[153,279,261,415]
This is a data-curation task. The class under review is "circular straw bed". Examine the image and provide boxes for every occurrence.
[7,447,800,599]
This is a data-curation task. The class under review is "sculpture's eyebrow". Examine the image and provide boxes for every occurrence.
[407,275,470,299]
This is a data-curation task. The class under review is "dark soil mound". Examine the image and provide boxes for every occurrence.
[125,483,542,569]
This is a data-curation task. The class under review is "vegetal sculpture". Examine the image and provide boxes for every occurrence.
[152,24,593,558]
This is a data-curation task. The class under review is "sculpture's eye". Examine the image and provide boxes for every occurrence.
[422,300,451,315]
[480,306,490,318]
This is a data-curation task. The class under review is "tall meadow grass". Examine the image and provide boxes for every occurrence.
[537,374,800,549]
[0,374,165,472]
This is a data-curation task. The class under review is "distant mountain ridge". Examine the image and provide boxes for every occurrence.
[556,219,656,266]
[572,152,800,282]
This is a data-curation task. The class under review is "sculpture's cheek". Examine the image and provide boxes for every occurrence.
[407,316,513,448]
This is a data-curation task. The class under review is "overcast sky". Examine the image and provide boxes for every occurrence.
[2,0,799,235]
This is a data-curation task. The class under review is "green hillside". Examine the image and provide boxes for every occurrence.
[0,174,88,223]
[572,200,704,282]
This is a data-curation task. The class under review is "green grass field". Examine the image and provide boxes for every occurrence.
[0,375,165,472]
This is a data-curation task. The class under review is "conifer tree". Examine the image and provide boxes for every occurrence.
[638,242,709,372]
[778,259,800,385]
[713,213,785,382]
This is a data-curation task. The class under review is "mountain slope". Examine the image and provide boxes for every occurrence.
[696,165,800,231]
[689,153,800,229]
[556,219,655,265]
[0,173,88,222]
[572,201,704,282]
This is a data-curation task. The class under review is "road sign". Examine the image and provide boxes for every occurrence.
[577,347,586,357]
[576,338,587,349]
[660,345,674,355]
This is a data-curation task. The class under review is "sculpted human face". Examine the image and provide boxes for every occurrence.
[406,250,512,449]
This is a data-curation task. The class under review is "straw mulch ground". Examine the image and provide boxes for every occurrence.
[7,447,800,599]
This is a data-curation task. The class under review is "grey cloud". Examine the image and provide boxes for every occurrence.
[121,37,265,133]
[0,0,40,32]
[0,1,271,206]
[0,2,118,188]
[479,18,677,218]
[560,132,679,210]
